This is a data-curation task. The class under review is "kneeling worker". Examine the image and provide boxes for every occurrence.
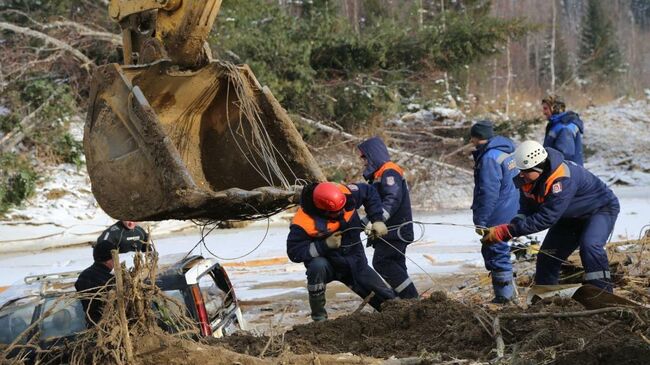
[287,182,396,321]
[481,141,619,292]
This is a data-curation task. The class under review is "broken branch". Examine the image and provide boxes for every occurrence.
[0,21,95,68]
[492,306,638,359]
[298,116,472,176]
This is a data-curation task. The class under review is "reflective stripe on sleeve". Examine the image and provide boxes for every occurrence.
[309,242,319,258]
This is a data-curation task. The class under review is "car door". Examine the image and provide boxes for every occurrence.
[186,260,245,337]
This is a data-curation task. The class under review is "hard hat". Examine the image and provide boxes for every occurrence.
[513,140,548,170]
[313,182,346,212]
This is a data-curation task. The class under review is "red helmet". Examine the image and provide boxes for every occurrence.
[313,182,346,212]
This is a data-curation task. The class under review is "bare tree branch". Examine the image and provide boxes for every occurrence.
[0,93,57,152]
[298,116,473,176]
[0,21,95,69]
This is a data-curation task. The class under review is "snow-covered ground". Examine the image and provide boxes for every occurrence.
[582,99,650,186]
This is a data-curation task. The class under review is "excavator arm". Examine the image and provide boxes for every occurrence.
[84,0,323,221]
[108,0,221,67]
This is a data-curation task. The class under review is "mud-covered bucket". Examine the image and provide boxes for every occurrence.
[85,60,323,221]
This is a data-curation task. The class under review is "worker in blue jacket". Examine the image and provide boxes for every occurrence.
[469,121,520,303]
[481,141,619,292]
[542,95,584,166]
[287,182,396,321]
[357,137,418,299]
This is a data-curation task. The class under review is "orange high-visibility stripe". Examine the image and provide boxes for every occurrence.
[521,163,570,204]
[543,163,570,196]
[291,183,355,238]
[373,161,404,180]
[337,184,352,195]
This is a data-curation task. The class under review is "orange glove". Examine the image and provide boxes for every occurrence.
[480,224,512,245]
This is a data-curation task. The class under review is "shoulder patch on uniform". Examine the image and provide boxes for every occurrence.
[507,160,516,171]
[552,181,563,194]
[386,176,395,186]
[346,184,359,191]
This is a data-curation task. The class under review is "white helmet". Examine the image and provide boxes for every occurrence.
[513,140,548,170]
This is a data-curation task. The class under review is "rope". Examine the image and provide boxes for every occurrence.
[179,216,630,291]
[222,62,299,190]
[202,217,271,261]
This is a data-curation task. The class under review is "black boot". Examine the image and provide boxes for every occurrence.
[309,293,327,321]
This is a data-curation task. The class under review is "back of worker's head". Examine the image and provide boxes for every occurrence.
[542,95,566,115]
[93,239,115,262]
[470,120,494,141]
[513,140,548,172]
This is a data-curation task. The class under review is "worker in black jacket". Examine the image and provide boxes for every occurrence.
[75,240,115,326]
[97,220,150,253]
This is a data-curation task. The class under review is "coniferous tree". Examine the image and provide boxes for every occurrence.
[578,0,623,83]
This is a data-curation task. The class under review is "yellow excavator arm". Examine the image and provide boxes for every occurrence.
[108,0,221,67]
[84,0,323,221]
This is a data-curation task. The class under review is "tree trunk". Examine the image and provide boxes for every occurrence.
[505,36,512,118]
[550,0,557,93]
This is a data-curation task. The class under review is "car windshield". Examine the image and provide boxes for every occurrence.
[39,297,87,341]
[0,298,39,345]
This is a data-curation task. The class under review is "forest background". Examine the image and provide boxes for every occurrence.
[1,0,649,213]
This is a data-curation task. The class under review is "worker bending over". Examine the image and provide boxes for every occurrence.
[287,182,395,321]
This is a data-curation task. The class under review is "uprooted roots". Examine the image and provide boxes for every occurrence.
[0,252,199,365]
[66,252,199,365]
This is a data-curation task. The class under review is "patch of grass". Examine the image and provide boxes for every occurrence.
[52,132,84,167]
[0,153,39,214]
[0,113,20,133]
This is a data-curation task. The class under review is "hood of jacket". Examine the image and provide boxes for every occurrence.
[357,137,391,180]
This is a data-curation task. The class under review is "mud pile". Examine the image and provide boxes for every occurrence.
[216,292,650,364]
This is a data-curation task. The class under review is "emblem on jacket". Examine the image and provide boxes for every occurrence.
[552,182,562,194]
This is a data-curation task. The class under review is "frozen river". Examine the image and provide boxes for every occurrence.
[0,186,648,302]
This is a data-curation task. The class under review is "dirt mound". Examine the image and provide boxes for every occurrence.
[136,332,385,365]
[216,292,650,363]
[135,331,266,365]
[284,292,491,359]
[218,292,494,359]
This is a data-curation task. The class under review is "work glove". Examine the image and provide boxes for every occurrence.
[364,222,374,247]
[475,228,488,237]
[368,221,388,239]
[325,232,342,249]
[480,224,512,245]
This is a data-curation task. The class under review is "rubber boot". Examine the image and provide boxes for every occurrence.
[491,271,516,304]
[309,293,327,322]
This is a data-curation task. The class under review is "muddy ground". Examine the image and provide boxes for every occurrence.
[211,292,650,364]
[5,239,650,365]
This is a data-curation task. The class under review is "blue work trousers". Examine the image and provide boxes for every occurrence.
[372,240,418,299]
[535,204,619,291]
[481,241,512,272]
[306,257,396,310]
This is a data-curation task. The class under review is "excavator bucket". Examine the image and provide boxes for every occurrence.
[84,60,323,221]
